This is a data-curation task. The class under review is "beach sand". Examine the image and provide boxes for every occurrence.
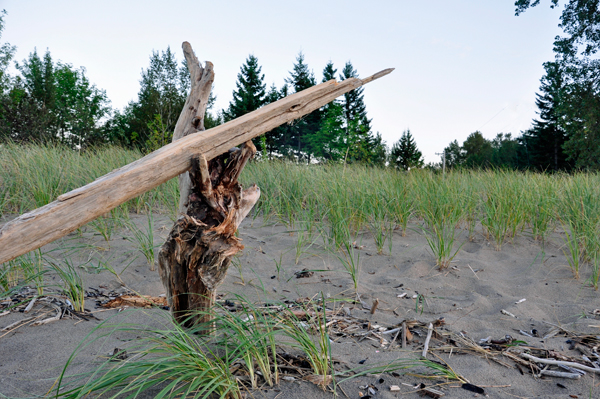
[1,213,599,398]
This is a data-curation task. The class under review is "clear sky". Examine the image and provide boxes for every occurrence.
[1,0,563,163]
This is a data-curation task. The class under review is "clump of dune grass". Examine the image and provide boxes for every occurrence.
[55,312,242,399]
[47,258,86,312]
[330,240,361,296]
[56,295,453,398]
[125,205,158,270]
[416,173,465,269]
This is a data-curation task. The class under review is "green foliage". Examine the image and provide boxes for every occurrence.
[516,1,600,171]
[443,140,465,169]
[223,54,266,121]
[1,48,109,146]
[520,62,571,171]
[390,129,424,170]
[307,99,346,161]
[115,47,187,150]
[0,9,16,93]
[462,131,493,167]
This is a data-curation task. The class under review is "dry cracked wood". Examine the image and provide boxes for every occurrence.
[158,141,259,327]
[0,45,392,264]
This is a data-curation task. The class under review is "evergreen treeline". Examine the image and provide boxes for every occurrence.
[3,2,600,172]
[0,10,387,164]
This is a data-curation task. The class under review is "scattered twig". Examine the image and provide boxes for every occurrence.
[1,316,34,331]
[24,296,37,313]
[32,304,61,326]
[467,264,480,280]
[422,323,434,358]
[539,370,580,379]
[370,298,379,315]
[520,353,600,375]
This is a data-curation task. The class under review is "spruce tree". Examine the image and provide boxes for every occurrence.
[322,60,337,82]
[285,52,319,161]
[222,54,268,154]
[304,61,345,161]
[223,54,266,121]
[261,83,289,158]
[340,61,383,164]
[390,129,424,170]
[522,62,570,171]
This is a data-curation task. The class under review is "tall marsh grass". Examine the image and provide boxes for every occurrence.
[3,143,600,287]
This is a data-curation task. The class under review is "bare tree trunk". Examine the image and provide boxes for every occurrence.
[172,42,215,216]
[158,142,259,328]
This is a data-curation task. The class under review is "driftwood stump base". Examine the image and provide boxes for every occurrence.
[158,142,259,328]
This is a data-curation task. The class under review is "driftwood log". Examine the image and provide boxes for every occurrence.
[0,60,392,265]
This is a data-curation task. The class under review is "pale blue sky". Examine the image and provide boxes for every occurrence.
[2,0,563,163]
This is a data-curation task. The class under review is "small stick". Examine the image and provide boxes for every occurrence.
[402,321,407,349]
[422,322,434,358]
[370,298,379,315]
[468,264,480,280]
[390,326,401,349]
[381,327,402,335]
[24,296,37,313]
[539,370,581,379]
[2,316,34,331]
[521,353,600,374]
[33,305,61,326]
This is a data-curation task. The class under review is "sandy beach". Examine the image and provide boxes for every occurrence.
[1,213,599,398]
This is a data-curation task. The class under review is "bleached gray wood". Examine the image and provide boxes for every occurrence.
[172,43,215,215]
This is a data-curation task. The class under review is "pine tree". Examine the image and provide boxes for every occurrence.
[340,61,382,164]
[522,62,570,171]
[223,54,266,121]
[285,52,319,161]
[390,129,424,170]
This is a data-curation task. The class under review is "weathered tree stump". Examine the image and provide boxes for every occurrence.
[158,143,260,327]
